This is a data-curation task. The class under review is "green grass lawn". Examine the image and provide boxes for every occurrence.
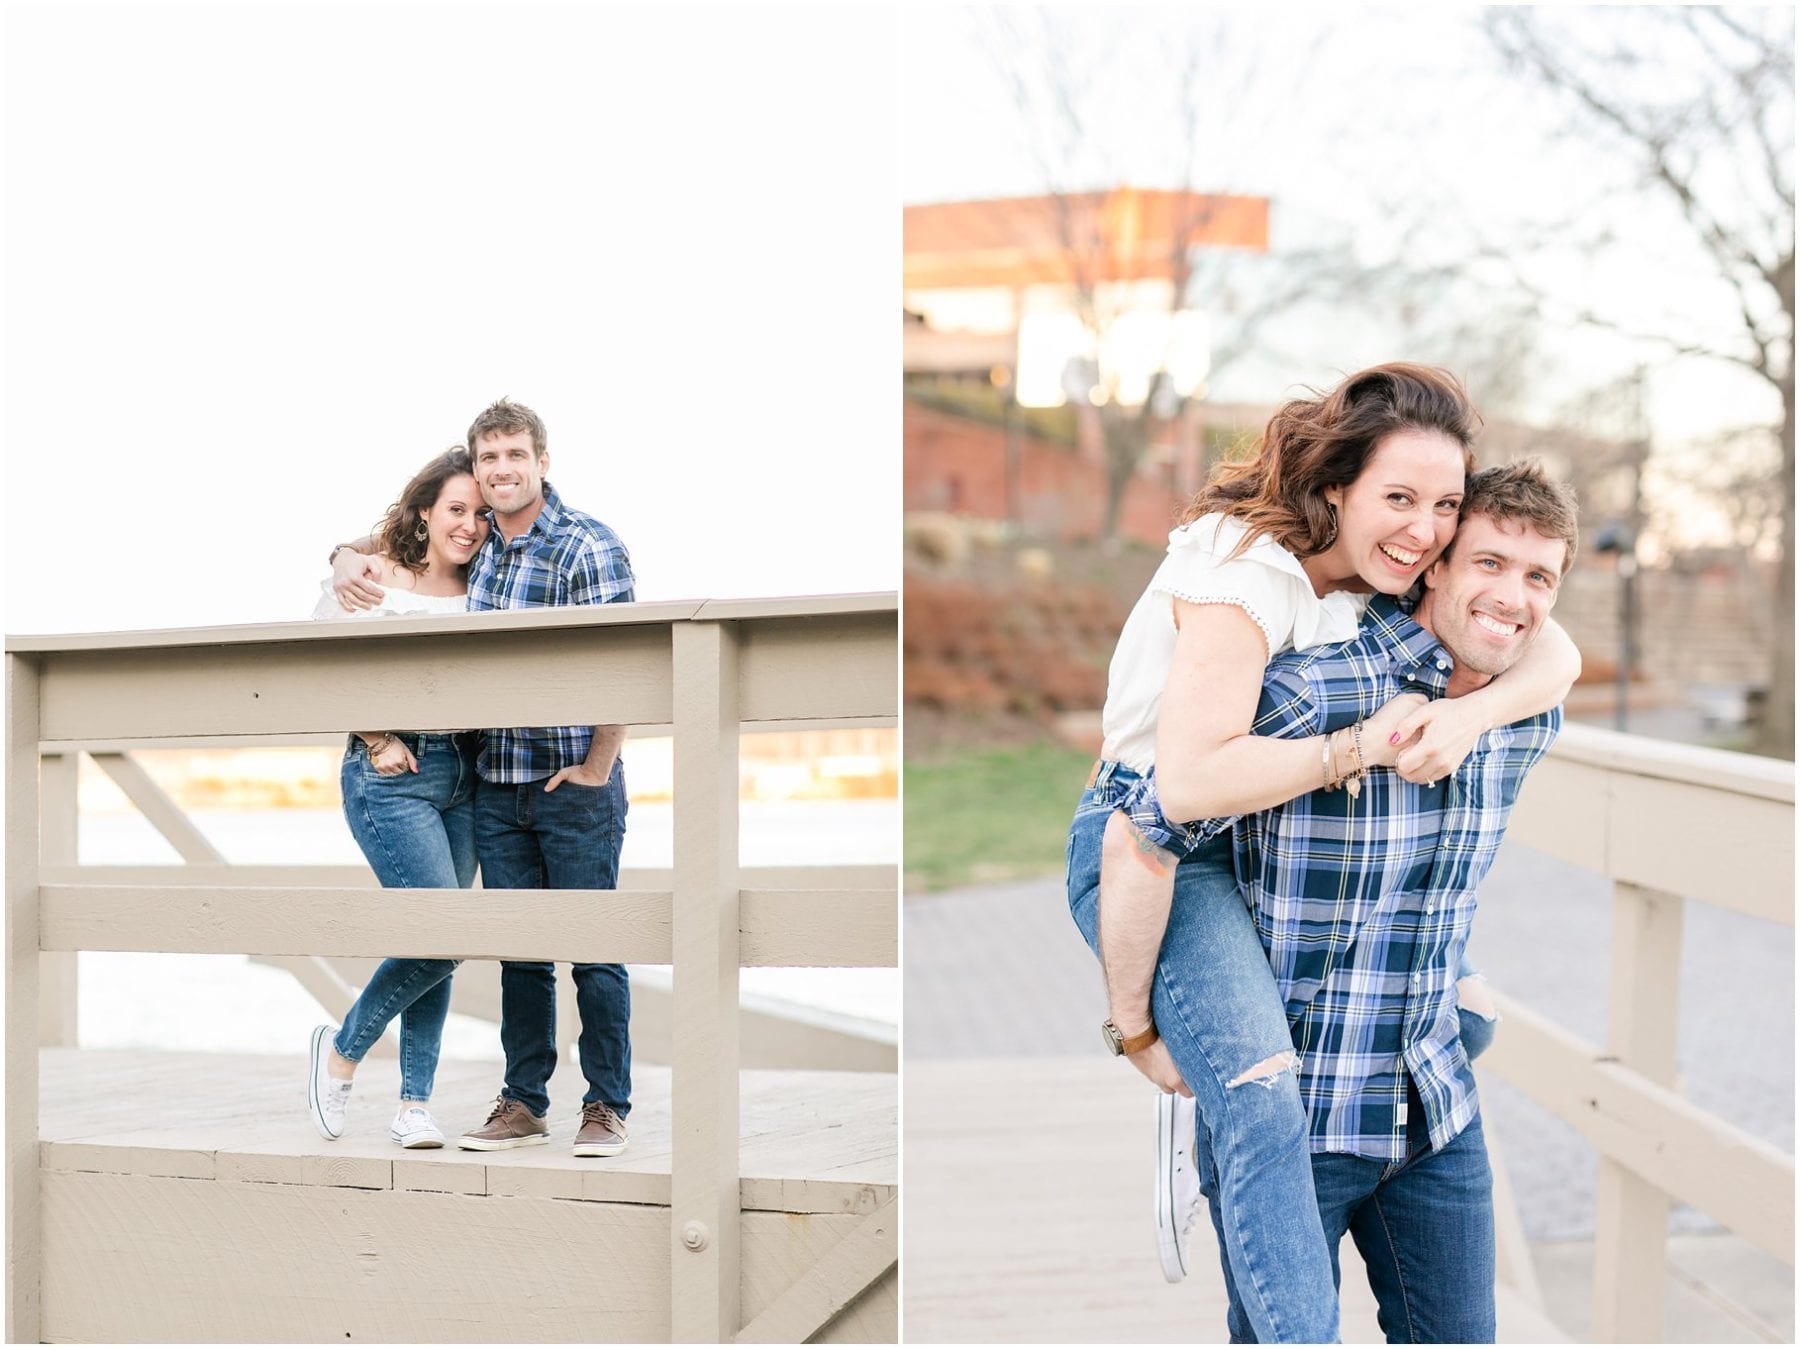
[904,740,1097,892]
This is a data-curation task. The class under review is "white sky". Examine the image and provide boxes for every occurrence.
[899,6,1788,455]
[5,6,899,635]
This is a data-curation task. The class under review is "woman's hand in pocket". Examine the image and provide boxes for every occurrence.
[368,737,418,776]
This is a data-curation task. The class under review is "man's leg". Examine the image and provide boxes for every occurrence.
[1349,1112,1496,1344]
[534,766,631,1116]
[474,779,558,1119]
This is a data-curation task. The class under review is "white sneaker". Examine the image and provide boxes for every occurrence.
[390,1105,446,1149]
[308,1025,353,1140]
[1155,1092,1204,1282]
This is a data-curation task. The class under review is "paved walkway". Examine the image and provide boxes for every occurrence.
[905,843,1794,1341]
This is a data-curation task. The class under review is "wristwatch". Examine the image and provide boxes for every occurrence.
[1101,1018,1158,1056]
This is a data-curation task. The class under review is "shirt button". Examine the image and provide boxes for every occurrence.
[1425,904,1435,914]
[1435,657,1450,671]
[1412,973,1421,983]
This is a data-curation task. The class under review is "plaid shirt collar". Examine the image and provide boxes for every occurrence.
[481,480,570,555]
[1363,594,1454,693]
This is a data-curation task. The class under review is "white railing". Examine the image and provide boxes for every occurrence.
[5,594,898,1344]
[1489,723,1794,1343]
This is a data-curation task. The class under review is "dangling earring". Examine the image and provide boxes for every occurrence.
[415,520,429,542]
[1319,502,1339,551]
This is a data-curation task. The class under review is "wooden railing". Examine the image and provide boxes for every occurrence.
[31,740,898,1073]
[1487,723,1794,1343]
[5,594,898,1344]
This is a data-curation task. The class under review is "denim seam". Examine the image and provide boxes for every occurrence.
[1364,1191,1419,1343]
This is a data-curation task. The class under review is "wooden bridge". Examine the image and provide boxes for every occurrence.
[6,594,898,1343]
[904,724,1793,1343]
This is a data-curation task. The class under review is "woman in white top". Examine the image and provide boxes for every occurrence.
[1065,364,1579,1340]
[305,449,490,1149]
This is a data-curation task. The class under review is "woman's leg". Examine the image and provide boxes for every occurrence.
[1069,790,1338,1344]
[1152,841,1338,1343]
[334,741,467,1100]
[393,744,480,1103]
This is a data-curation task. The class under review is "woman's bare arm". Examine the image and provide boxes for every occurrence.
[1099,601,1420,1058]
[1152,602,1418,822]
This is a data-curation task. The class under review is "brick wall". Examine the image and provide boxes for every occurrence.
[904,401,1181,547]
[1554,564,1775,688]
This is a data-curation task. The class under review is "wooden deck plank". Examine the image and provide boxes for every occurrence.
[39,1048,894,1215]
[906,1058,1569,1344]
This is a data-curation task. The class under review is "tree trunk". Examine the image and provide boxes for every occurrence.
[1756,376,1795,759]
[1098,413,1146,544]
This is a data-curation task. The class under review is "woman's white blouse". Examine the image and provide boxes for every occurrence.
[310,581,470,621]
[1099,513,1370,772]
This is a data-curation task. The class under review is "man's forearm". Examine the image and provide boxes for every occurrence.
[585,724,626,780]
[1097,830,1178,1029]
[329,534,379,565]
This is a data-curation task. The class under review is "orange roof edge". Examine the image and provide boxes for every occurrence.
[904,188,1269,289]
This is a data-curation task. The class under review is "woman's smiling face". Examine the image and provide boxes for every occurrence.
[1319,428,1468,594]
[421,472,490,571]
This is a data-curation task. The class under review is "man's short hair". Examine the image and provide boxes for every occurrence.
[1448,460,1580,575]
[467,398,547,459]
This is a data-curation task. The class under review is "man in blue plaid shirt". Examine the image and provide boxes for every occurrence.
[1187,464,1576,1341]
[451,399,638,1160]
[331,398,639,1160]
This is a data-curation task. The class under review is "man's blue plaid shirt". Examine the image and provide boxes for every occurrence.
[466,481,635,782]
[1231,594,1559,1162]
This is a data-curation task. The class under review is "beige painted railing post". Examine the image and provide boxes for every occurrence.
[39,751,80,1047]
[670,620,742,1342]
[6,655,43,1343]
[1592,880,1683,1344]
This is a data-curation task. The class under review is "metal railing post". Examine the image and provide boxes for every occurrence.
[1592,880,1684,1343]
[7,654,43,1342]
[39,751,79,1046]
[670,620,742,1341]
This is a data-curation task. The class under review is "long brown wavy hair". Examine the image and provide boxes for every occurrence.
[372,447,478,574]
[1182,363,1481,560]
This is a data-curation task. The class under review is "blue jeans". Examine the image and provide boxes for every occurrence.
[476,766,630,1119]
[1211,1092,1496,1344]
[335,733,478,1101]
[1067,768,1339,1344]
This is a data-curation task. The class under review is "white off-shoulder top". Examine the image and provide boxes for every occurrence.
[310,581,470,621]
[1099,513,1369,771]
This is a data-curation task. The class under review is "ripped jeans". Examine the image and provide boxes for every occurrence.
[1068,765,1339,1344]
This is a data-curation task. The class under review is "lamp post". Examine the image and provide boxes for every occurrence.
[1593,521,1638,731]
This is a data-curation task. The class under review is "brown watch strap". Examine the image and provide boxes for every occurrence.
[1117,1024,1159,1055]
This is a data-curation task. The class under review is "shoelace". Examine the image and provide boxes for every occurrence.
[582,1103,622,1131]
[483,1098,515,1126]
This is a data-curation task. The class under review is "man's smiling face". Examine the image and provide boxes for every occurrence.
[1416,512,1565,681]
[473,428,548,519]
